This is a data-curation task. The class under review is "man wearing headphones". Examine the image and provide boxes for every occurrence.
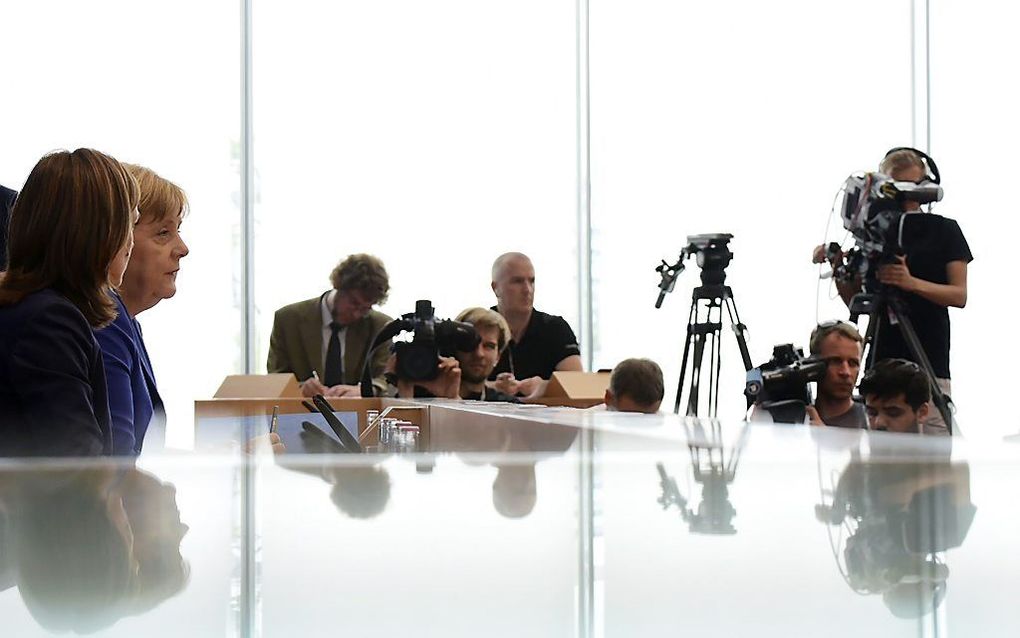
[814,148,972,430]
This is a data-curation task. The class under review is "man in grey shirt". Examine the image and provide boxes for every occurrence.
[805,321,868,429]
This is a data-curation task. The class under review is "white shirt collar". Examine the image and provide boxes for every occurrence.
[321,290,337,327]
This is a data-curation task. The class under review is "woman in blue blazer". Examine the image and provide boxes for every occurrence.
[0,149,139,457]
[95,164,190,455]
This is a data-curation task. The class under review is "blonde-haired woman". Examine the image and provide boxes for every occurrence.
[94,164,190,455]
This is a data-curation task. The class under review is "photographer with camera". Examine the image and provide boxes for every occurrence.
[814,148,973,430]
[391,307,520,403]
[804,321,868,429]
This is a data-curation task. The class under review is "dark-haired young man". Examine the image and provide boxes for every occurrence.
[859,358,933,434]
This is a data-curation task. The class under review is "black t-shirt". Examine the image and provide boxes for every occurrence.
[461,388,521,403]
[489,307,581,381]
[410,386,521,403]
[872,213,972,379]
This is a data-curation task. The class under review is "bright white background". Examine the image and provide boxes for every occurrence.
[0,0,1015,441]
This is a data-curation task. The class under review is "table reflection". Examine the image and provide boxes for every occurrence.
[0,465,188,633]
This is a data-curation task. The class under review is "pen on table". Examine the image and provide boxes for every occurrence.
[270,405,279,434]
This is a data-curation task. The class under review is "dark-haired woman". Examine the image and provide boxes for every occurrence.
[0,148,138,456]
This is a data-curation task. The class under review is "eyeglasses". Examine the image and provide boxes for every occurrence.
[337,290,376,314]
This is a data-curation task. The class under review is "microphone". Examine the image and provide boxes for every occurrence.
[312,394,363,453]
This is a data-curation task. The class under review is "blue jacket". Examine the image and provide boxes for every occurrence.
[94,293,163,455]
[0,289,113,456]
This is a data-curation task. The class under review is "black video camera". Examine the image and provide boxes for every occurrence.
[393,300,480,381]
[745,344,827,424]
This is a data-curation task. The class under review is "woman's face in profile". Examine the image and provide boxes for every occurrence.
[120,211,189,312]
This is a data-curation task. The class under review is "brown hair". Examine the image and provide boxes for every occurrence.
[122,164,188,226]
[610,358,664,408]
[329,254,389,304]
[809,320,863,355]
[455,307,512,352]
[0,149,138,327]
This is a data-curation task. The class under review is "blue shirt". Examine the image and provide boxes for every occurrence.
[94,294,163,455]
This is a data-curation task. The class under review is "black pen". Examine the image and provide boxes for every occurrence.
[270,405,279,434]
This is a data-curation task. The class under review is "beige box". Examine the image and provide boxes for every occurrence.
[213,373,302,399]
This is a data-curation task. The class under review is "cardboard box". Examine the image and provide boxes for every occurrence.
[213,373,302,399]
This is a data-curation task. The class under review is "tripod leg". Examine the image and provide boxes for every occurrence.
[712,325,723,418]
[887,300,955,434]
[687,332,707,417]
[723,292,753,371]
[862,309,881,372]
[705,299,722,418]
[675,298,698,414]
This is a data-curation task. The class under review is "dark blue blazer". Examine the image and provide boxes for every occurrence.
[94,293,163,455]
[0,289,113,456]
[0,185,15,268]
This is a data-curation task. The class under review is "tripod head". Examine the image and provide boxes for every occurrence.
[655,233,734,308]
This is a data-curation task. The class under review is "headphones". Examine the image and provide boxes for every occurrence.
[884,146,941,184]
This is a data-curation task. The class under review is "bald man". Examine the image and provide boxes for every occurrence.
[488,252,583,398]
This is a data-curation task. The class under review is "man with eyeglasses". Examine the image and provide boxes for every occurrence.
[268,253,392,398]
[804,321,868,429]
[859,358,932,434]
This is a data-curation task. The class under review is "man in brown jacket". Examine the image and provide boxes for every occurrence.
[268,254,392,397]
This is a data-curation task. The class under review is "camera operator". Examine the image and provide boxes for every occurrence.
[804,321,867,429]
[392,307,520,403]
[813,148,973,430]
[859,359,937,435]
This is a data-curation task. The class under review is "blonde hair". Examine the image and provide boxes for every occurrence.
[0,149,138,327]
[880,149,926,177]
[122,164,188,225]
[809,321,863,355]
[456,307,512,352]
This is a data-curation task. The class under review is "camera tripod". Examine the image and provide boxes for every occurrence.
[850,288,955,434]
[674,284,753,416]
